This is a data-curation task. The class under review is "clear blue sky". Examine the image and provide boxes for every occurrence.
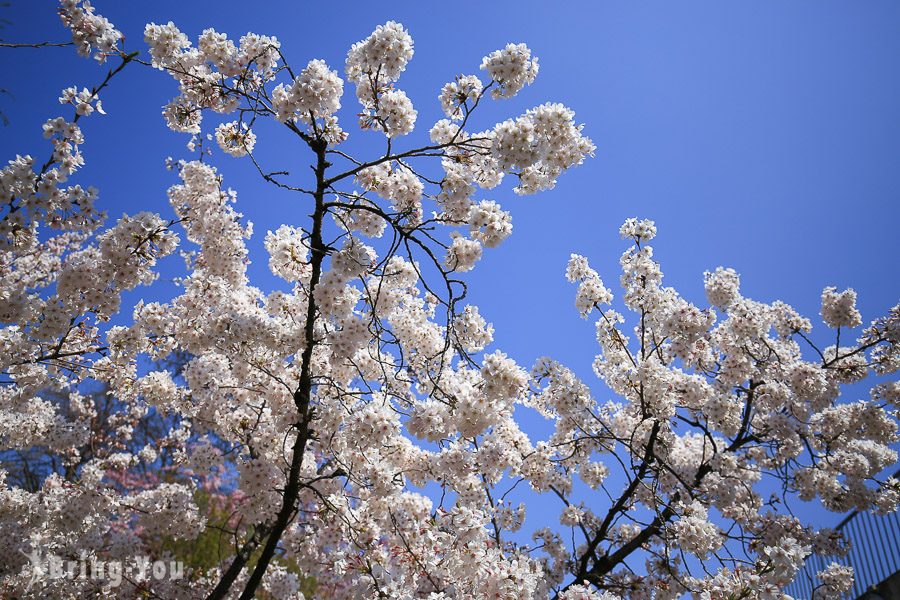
[3,0,899,539]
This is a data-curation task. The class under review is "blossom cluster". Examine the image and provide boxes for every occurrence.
[271,59,346,142]
[58,0,122,61]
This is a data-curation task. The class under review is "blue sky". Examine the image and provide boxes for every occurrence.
[3,0,899,551]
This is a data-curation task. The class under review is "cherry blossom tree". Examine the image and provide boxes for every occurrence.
[0,2,897,599]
